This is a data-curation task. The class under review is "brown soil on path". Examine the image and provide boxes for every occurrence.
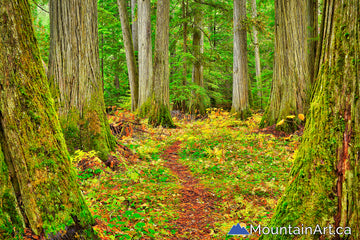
[162,141,218,240]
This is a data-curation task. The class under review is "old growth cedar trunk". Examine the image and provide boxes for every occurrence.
[181,0,188,112]
[148,0,175,128]
[48,0,115,160]
[117,0,139,111]
[261,0,360,239]
[0,0,95,238]
[251,0,262,108]
[131,0,138,52]
[232,0,251,119]
[190,2,206,115]
[260,0,317,132]
[138,0,153,110]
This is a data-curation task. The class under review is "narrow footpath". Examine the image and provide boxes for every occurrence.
[162,141,218,239]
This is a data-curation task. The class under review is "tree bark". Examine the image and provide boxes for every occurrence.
[251,0,262,108]
[148,0,175,128]
[48,0,115,160]
[0,0,95,238]
[232,0,251,119]
[181,0,188,112]
[261,0,360,239]
[138,0,153,110]
[131,0,138,52]
[117,0,139,111]
[190,2,206,114]
[260,0,318,132]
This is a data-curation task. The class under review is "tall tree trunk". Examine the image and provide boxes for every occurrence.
[148,0,175,128]
[190,2,206,114]
[261,0,360,239]
[0,0,95,238]
[131,0,138,52]
[181,0,188,112]
[260,0,318,132]
[232,0,251,119]
[251,0,262,108]
[117,0,139,111]
[48,0,115,160]
[101,32,105,92]
[138,0,153,110]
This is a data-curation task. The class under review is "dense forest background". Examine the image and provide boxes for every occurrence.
[31,0,275,111]
[2,0,359,239]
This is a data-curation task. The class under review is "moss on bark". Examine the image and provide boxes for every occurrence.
[231,107,252,120]
[0,147,24,239]
[260,1,360,239]
[141,96,175,128]
[48,0,116,161]
[0,1,97,238]
[260,0,317,132]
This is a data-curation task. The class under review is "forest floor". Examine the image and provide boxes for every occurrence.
[73,109,300,240]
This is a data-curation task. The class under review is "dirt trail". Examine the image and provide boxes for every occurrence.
[162,141,218,239]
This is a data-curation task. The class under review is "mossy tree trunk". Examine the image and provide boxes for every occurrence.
[138,0,153,110]
[260,0,317,132]
[232,0,251,119]
[117,0,139,111]
[48,0,115,160]
[261,0,360,239]
[148,0,175,128]
[190,2,206,115]
[0,0,95,238]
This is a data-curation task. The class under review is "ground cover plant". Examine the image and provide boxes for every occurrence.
[70,109,299,239]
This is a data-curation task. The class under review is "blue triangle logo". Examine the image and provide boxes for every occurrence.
[228,223,250,235]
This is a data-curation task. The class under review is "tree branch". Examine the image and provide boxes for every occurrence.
[31,0,49,14]
[193,0,229,12]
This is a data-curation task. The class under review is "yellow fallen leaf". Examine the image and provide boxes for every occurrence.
[298,113,305,121]
[276,119,285,126]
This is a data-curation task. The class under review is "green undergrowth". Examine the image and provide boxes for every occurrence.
[174,109,299,239]
[71,109,299,239]
[72,132,180,240]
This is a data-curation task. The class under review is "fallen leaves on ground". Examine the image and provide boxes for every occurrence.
[72,109,299,240]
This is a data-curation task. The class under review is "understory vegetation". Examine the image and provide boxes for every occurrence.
[73,109,298,239]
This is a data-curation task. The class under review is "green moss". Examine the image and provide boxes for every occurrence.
[60,105,115,161]
[0,148,24,239]
[231,107,252,120]
[139,97,153,118]
[148,101,176,128]
[139,95,175,128]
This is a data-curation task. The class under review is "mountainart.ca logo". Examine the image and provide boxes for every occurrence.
[227,223,352,236]
[228,223,250,236]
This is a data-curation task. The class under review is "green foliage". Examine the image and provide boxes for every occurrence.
[175,111,297,238]
[74,110,298,239]
[30,1,50,64]
[98,0,130,108]
[30,0,276,112]
[76,138,179,239]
